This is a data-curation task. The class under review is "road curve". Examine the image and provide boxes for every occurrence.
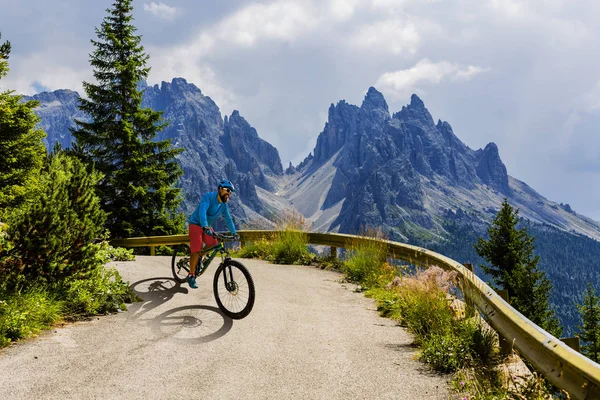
[0,257,449,399]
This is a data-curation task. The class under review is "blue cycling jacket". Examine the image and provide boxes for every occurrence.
[189,192,236,234]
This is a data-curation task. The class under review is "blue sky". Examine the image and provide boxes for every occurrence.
[2,0,600,220]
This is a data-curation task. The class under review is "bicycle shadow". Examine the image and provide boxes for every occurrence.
[128,277,188,320]
[150,305,233,343]
[127,277,233,343]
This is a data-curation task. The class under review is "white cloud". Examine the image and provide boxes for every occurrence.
[215,1,318,47]
[375,59,488,96]
[143,2,177,21]
[1,49,89,96]
[353,19,421,55]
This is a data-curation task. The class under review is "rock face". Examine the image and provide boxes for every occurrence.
[29,78,284,227]
[222,110,283,191]
[23,90,85,149]
[475,142,509,194]
[28,80,600,243]
[290,87,600,243]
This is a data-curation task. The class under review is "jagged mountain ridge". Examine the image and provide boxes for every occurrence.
[263,87,600,243]
[25,80,600,242]
[24,78,284,229]
[24,81,600,333]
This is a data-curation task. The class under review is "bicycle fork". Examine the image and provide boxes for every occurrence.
[221,263,238,293]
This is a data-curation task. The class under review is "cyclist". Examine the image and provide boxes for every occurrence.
[187,179,238,289]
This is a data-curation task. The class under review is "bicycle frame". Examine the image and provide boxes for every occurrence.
[195,238,231,276]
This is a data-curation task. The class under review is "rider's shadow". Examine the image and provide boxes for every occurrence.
[127,277,233,343]
[127,277,189,321]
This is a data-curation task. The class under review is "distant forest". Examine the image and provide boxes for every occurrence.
[410,214,600,337]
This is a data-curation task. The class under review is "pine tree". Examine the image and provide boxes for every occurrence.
[0,32,46,215]
[474,198,562,336]
[2,153,106,289]
[71,0,184,238]
[577,283,600,362]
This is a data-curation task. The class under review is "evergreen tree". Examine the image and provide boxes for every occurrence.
[474,199,562,336]
[577,283,600,362]
[0,32,46,214]
[71,0,184,238]
[1,153,106,290]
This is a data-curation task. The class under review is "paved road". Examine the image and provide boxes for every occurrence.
[0,257,450,399]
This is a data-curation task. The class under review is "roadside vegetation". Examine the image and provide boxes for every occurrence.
[235,219,558,398]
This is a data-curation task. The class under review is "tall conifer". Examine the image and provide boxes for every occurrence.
[0,33,46,214]
[475,198,562,336]
[72,0,184,238]
[577,283,600,362]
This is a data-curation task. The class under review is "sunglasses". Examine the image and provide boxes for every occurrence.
[222,187,232,194]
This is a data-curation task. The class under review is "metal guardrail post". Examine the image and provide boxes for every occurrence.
[150,246,155,256]
[562,337,581,353]
[330,246,337,259]
[462,263,475,317]
[495,289,513,357]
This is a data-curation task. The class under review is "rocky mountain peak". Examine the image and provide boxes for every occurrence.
[409,93,425,110]
[31,89,79,105]
[361,86,389,115]
[393,93,435,127]
[222,110,283,190]
[476,142,509,195]
[312,100,360,165]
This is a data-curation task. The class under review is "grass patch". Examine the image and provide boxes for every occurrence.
[363,265,556,399]
[234,210,314,265]
[0,287,62,347]
[343,229,395,289]
[0,239,140,348]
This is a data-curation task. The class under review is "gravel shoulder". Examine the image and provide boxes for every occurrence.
[0,256,450,399]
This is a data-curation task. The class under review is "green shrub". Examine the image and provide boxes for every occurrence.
[233,237,273,259]
[0,287,62,346]
[268,210,312,265]
[1,153,106,290]
[96,242,135,262]
[421,330,471,373]
[269,229,313,265]
[235,211,314,265]
[56,266,140,319]
[344,231,393,288]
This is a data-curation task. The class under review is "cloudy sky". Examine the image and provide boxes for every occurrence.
[2,0,600,220]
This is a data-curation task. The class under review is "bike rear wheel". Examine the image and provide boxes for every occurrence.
[171,244,191,283]
[213,260,255,319]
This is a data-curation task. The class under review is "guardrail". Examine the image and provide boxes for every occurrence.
[110,230,600,399]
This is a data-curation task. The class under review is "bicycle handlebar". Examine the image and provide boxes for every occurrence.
[212,232,238,242]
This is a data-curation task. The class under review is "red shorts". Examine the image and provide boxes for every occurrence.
[189,223,218,253]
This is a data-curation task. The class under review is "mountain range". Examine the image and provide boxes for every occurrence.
[24,78,600,334]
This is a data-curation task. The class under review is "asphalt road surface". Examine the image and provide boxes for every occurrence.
[0,256,450,399]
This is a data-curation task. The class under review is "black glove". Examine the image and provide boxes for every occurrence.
[203,226,213,236]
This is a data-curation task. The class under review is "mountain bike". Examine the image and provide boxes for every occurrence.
[171,233,255,319]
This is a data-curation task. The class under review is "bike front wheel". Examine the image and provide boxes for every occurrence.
[171,244,191,283]
[213,260,255,319]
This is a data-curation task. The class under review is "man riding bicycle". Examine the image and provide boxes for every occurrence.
[187,179,238,289]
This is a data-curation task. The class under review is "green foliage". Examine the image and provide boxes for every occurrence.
[474,199,562,336]
[97,242,135,262]
[269,229,313,265]
[0,32,46,215]
[577,283,600,362]
[55,266,139,319]
[343,233,392,288]
[0,287,62,346]
[232,237,273,259]
[1,153,106,290]
[267,210,312,265]
[71,0,184,239]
